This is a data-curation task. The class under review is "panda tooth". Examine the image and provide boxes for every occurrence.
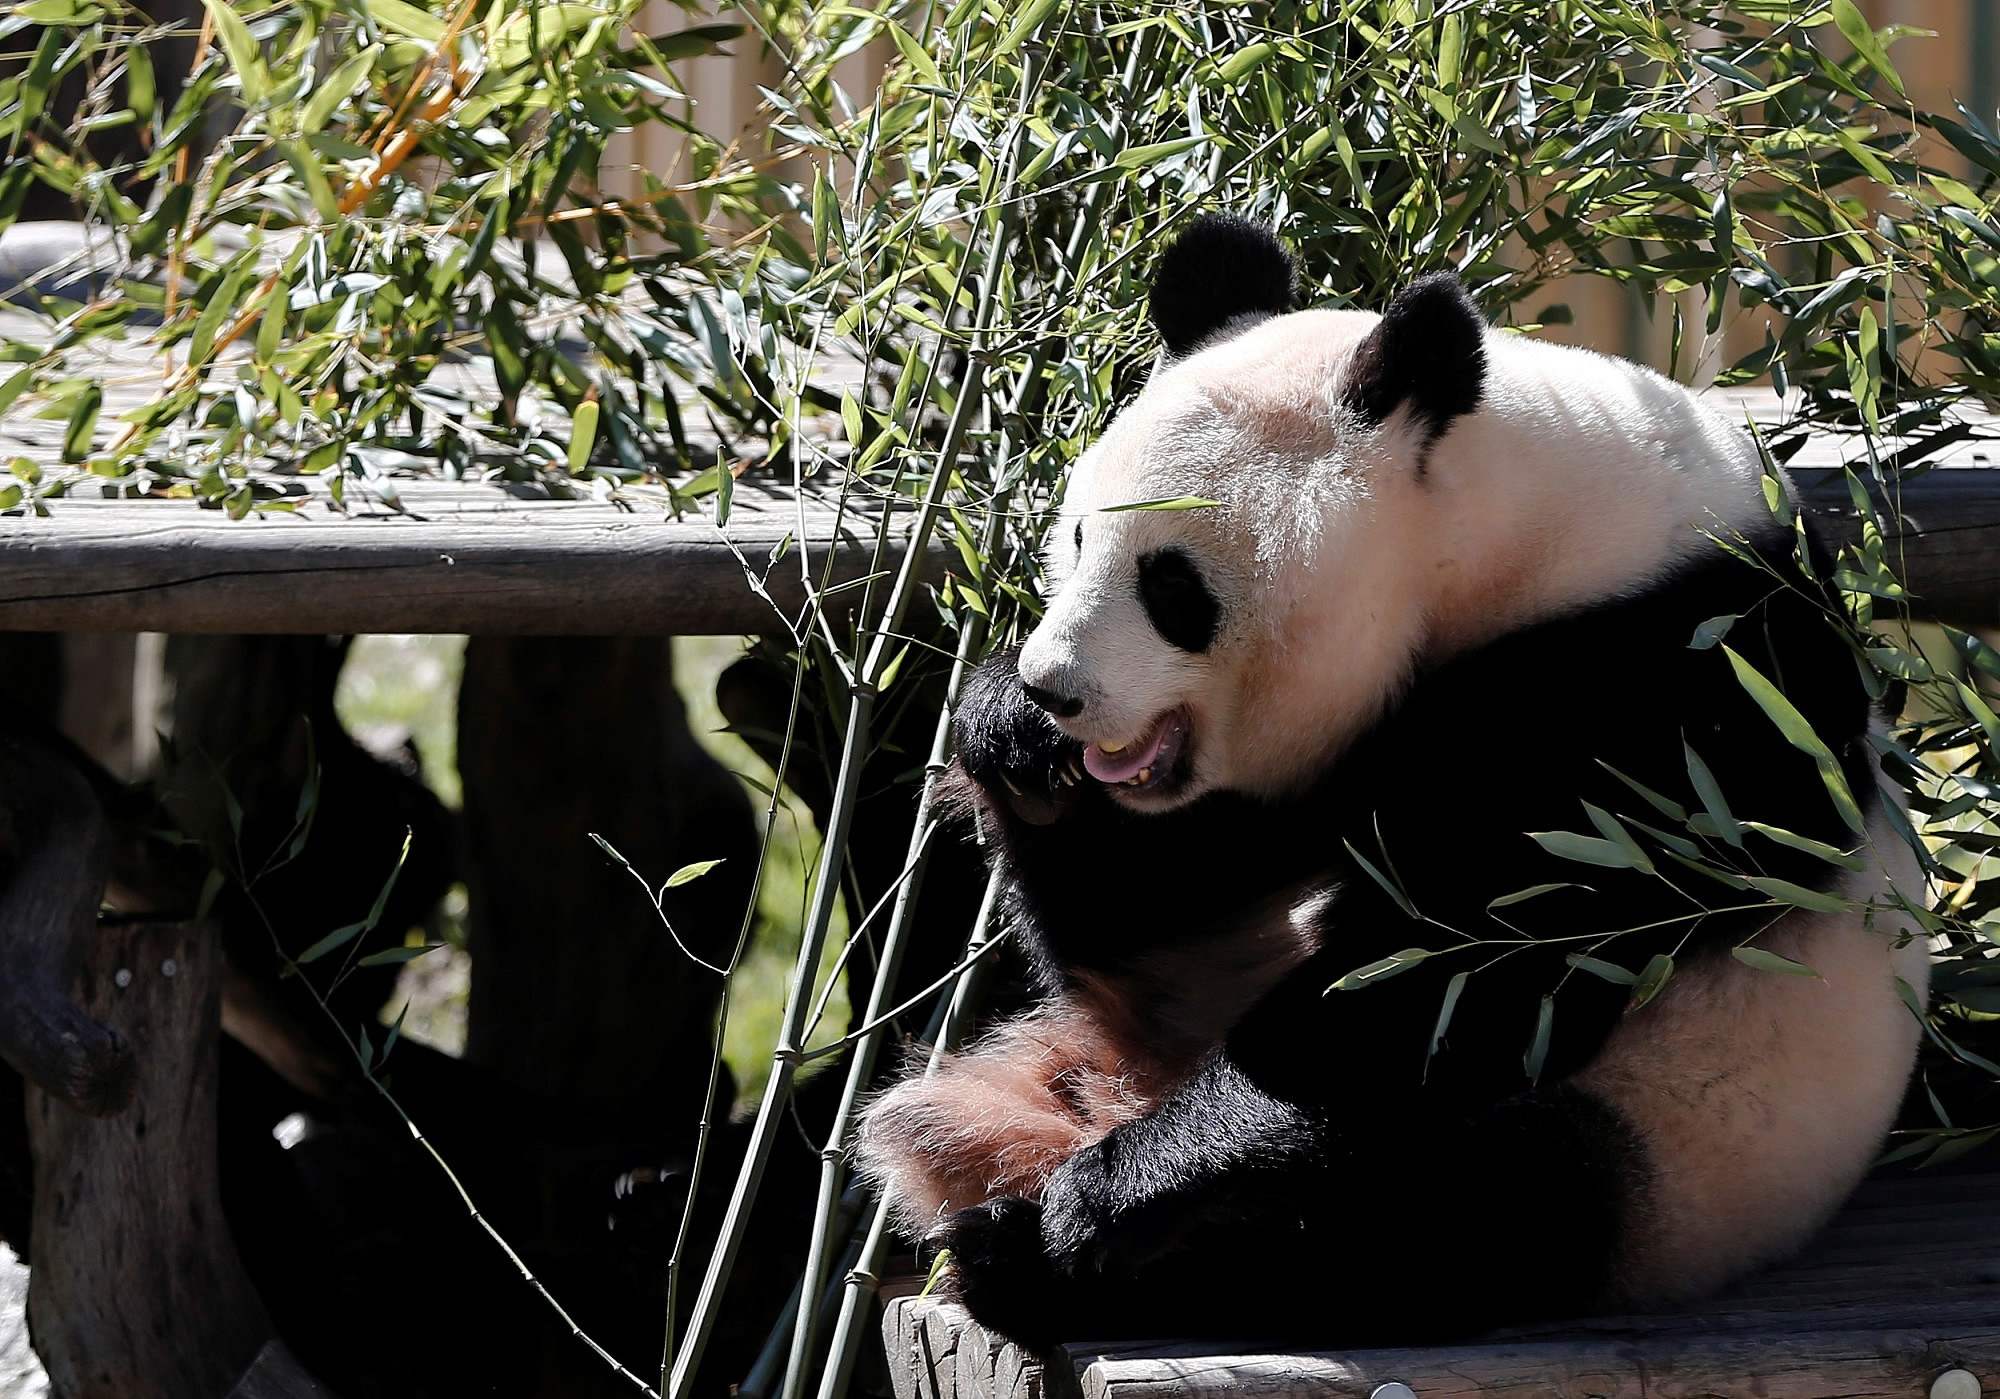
[1137,766,1153,785]
[1100,740,1128,754]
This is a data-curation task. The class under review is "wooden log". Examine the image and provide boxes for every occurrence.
[24,917,274,1397]
[0,737,134,1116]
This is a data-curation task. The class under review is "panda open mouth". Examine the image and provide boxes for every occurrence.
[1081,707,1191,791]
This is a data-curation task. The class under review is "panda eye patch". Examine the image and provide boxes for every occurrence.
[1137,548,1219,653]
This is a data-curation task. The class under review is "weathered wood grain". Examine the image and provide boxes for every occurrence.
[0,477,937,636]
[25,918,275,1397]
[883,1170,2000,1399]
[0,737,134,1116]
[1,355,1996,635]
[1058,1327,2000,1399]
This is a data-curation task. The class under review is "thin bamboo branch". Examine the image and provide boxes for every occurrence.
[793,22,1152,1393]
[667,40,1049,1399]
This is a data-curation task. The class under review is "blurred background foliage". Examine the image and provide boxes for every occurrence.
[12,0,2000,1395]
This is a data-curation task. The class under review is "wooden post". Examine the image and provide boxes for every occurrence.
[0,738,133,1119]
[25,917,272,1397]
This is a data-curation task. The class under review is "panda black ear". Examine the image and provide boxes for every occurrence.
[1148,214,1297,358]
[1341,273,1487,443]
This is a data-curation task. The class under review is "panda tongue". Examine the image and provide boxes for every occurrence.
[1083,716,1169,784]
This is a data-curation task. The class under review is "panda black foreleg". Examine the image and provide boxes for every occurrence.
[941,1052,1643,1346]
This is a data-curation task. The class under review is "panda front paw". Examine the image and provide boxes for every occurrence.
[953,647,1086,827]
[931,1196,1070,1345]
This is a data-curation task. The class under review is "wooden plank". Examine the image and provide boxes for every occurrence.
[883,1172,2000,1399]
[1059,1327,2000,1399]
[3,325,1997,635]
[0,477,938,635]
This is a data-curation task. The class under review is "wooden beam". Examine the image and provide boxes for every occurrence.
[1,384,1995,636]
[0,479,937,636]
[881,1169,2000,1399]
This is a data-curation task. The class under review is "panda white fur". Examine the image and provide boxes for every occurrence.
[858,214,1929,1346]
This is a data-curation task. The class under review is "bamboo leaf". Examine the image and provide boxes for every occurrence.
[1331,947,1432,991]
[1099,495,1221,513]
[1731,944,1822,976]
[992,0,1059,57]
[1630,953,1675,1009]
[200,0,271,104]
[665,858,725,889]
[1831,0,1904,96]
[1114,137,1209,170]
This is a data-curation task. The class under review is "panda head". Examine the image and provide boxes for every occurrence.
[1015,214,1488,811]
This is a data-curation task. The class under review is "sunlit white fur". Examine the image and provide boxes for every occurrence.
[1581,790,1930,1302]
[1018,309,1776,807]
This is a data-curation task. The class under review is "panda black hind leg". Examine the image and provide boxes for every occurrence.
[938,1050,1644,1346]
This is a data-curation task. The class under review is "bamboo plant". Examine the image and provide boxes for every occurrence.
[9,1,2000,1395]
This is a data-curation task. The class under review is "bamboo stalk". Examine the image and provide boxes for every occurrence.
[666,40,1050,1399]
[788,22,1153,1396]
[813,870,1007,1399]
[776,68,1051,1399]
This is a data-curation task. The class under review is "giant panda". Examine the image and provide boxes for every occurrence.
[857,214,1929,1347]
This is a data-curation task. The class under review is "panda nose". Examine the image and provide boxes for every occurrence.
[1022,680,1085,719]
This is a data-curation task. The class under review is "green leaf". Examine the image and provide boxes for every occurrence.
[297,920,368,964]
[1742,876,1851,915]
[1487,882,1587,910]
[1684,741,1745,849]
[888,21,943,88]
[1741,821,1865,872]
[1581,802,1655,874]
[1723,646,1865,835]
[1216,42,1276,84]
[992,0,1059,57]
[1436,13,1464,88]
[1567,954,1637,985]
[301,44,379,135]
[357,943,447,967]
[1523,994,1554,1082]
[1331,947,1432,991]
[1630,953,1675,1009]
[364,0,446,43]
[61,384,101,463]
[1528,830,1645,870]
[1342,837,1418,919]
[1831,0,1904,96]
[1098,495,1221,513]
[664,858,724,889]
[200,0,271,105]
[1427,969,1468,1062]
[1690,613,1739,650]
[364,830,414,934]
[1596,762,1689,824]
[567,397,599,474]
[1731,944,1822,976]
[1114,137,1209,170]
[0,367,33,419]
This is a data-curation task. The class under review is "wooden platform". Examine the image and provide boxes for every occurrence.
[883,1170,2000,1399]
[0,303,1997,635]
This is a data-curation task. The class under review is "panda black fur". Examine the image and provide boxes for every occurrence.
[858,216,1928,1347]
